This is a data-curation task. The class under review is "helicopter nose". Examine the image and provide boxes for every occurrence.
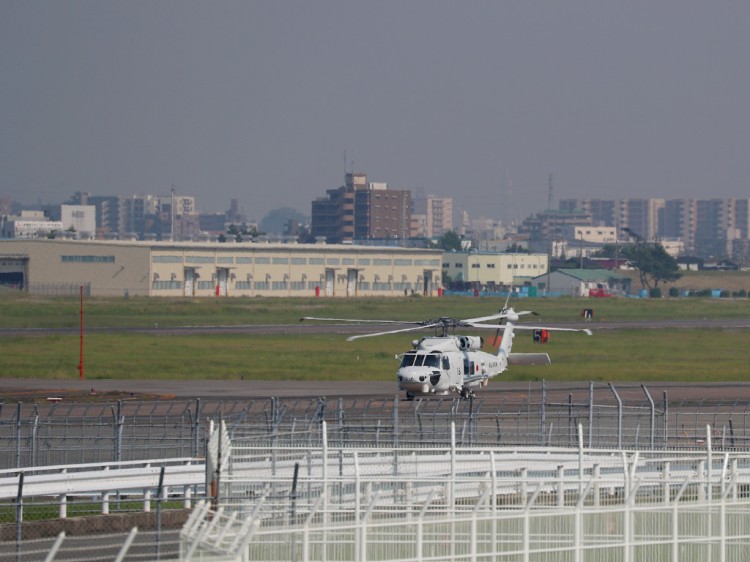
[398,367,442,393]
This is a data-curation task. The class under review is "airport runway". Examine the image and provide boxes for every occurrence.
[2,318,749,404]
[1,378,750,405]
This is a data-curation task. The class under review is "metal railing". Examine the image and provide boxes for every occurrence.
[182,422,750,561]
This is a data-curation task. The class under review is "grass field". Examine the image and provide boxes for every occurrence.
[1,290,749,383]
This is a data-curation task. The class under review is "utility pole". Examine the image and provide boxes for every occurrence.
[170,185,176,242]
[545,173,554,295]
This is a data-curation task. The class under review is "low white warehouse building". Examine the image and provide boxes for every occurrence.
[0,239,442,297]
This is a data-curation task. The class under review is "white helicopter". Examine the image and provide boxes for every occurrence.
[302,304,592,400]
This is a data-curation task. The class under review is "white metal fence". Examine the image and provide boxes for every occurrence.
[180,422,750,561]
[6,420,750,561]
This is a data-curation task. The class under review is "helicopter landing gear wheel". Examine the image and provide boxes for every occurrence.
[405,392,415,401]
[460,387,471,399]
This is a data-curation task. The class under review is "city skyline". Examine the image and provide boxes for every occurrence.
[3,2,750,224]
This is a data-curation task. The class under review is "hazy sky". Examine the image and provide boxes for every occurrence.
[2,2,750,224]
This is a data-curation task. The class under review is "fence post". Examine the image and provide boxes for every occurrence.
[31,411,39,467]
[393,395,399,449]
[642,385,655,449]
[609,383,623,449]
[588,382,594,448]
[193,398,202,458]
[15,403,22,469]
[113,401,124,463]
[114,527,139,562]
[43,532,66,562]
[568,394,573,447]
[59,491,67,519]
[15,472,23,562]
[540,380,547,446]
[663,391,669,448]
[358,493,379,562]
[706,425,713,504]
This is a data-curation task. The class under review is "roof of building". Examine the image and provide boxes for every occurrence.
[0,238,441,254]
[554,268,629,281]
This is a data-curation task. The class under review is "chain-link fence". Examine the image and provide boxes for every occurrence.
[3,383,750,472]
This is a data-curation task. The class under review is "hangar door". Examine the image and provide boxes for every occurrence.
[0,256,28,289]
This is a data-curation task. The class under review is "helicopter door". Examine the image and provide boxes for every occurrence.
[346,268,358,297]
[184,267,196,297]
[325,268,335,297]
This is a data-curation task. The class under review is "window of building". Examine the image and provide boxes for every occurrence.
[152,280,182,290]
[62,255,115,263]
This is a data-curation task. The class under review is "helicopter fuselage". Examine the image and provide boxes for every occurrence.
[397,335,507,399]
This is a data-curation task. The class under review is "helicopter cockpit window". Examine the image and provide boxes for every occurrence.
[400,352,418,368]
[423,353,441,368]
[441,356,450,370]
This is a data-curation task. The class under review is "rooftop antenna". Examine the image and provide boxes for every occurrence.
[547,173,554,211]
[504,168,514,225]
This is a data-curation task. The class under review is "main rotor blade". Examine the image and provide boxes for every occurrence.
[301,316,420,325]
[465,310,534,324]
[346,323,442,341]
[467,323,591,335]
[511,325,593,335]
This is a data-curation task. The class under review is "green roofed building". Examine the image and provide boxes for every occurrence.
[530,268,631,297]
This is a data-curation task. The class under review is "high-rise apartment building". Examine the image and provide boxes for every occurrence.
[559,198,617,227]
[68,192,122,236]
[617,199,662,242]
[121,195,158,237]
[413,195,453,237]
[311,173,411,243]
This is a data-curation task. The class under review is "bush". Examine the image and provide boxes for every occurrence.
[649,287,662,298]
[668,287,679,298]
